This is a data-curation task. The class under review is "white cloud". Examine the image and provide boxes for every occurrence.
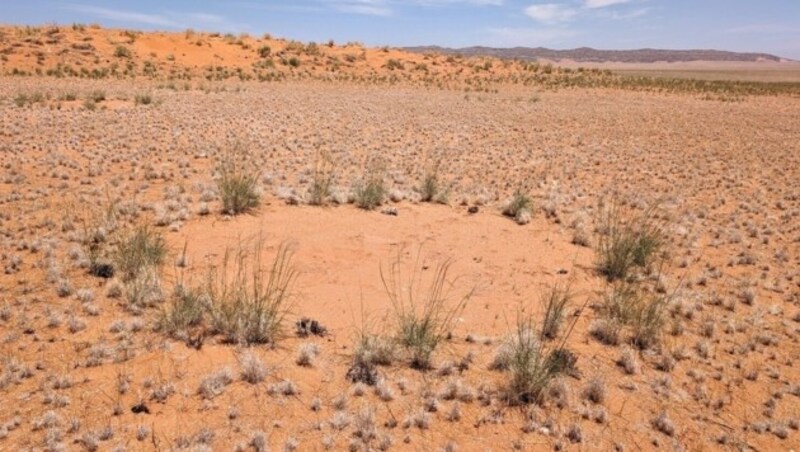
[584,0,632,8]
[524,4,578,24]
[318,0,391,16]
[524,0,647,24]
[63,3,248,32]
[413,0,503,5]
[65,4,181,27]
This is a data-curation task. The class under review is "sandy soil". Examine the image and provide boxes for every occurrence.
[0,26,799,452]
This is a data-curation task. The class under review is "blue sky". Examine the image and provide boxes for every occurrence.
[4,1,799,58]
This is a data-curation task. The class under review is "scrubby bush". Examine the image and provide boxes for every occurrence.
[114,46,132,58]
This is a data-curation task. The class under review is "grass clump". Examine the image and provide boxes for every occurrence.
[419,164,449,204]
[134,94,153,105]
[503,189,533,224]
[114,46,132,58]
[88,90,106,103]
[308,150,335,206]
[216,145,260,215]
[354,165,386,210]
[382,251,474,370]
[347,311,398,385]
[540,282,572,340]
[501,318,572,405]
[206,239,296,345]
[13,94,28,107]
[596,198,667,281]
[595,275,673,350]
[114,225,167,282]
[156,285,206,338]
[124,268,164,313]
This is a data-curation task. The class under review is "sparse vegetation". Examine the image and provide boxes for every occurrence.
[206,239,296,345]
[419,164,448,204]
[354,164,386,210]
[216,145,260,215]
[113,225,167,282]
[503,189,533,224]
[0,24,795,451]
[540,282,572,340]
[382,253,474,369]
[114,46,132,58]
[596,198,667,281]
[134,93,153,105]
[308,150,334,206]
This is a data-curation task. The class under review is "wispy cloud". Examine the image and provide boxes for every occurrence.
[600,7,650,20]
[523,0,648,24]
[62,3,248,31]
[324,0,392,16]
[64,4,181,27]
[584,0,632,9]
[524,4,578,24]
[318,0,503,16]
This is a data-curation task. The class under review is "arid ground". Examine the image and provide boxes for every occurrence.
[1,25,800,451]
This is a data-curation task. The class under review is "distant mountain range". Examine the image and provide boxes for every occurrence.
[403,46,788,63]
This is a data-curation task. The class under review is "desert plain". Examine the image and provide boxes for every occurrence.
[0,25,799,451]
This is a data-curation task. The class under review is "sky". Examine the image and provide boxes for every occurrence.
[3,1,800,59]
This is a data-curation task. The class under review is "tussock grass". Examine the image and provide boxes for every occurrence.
[216,145,260,215]
[382,252,474,370]
[496,283,586,405]
[124,268,164,312]
[419,163,449,204]
[114,225,167,282]
[156,285,206,338]
[206,238,296,345]
[596,198,667,281]
[595,270,674,350]
[308,150,335,206]
[503,189,533,218]
[348,319,397,385]
[354,163,386,210]
[503,318,564,405]
[134,93,153,105]
[540,282,572,340]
